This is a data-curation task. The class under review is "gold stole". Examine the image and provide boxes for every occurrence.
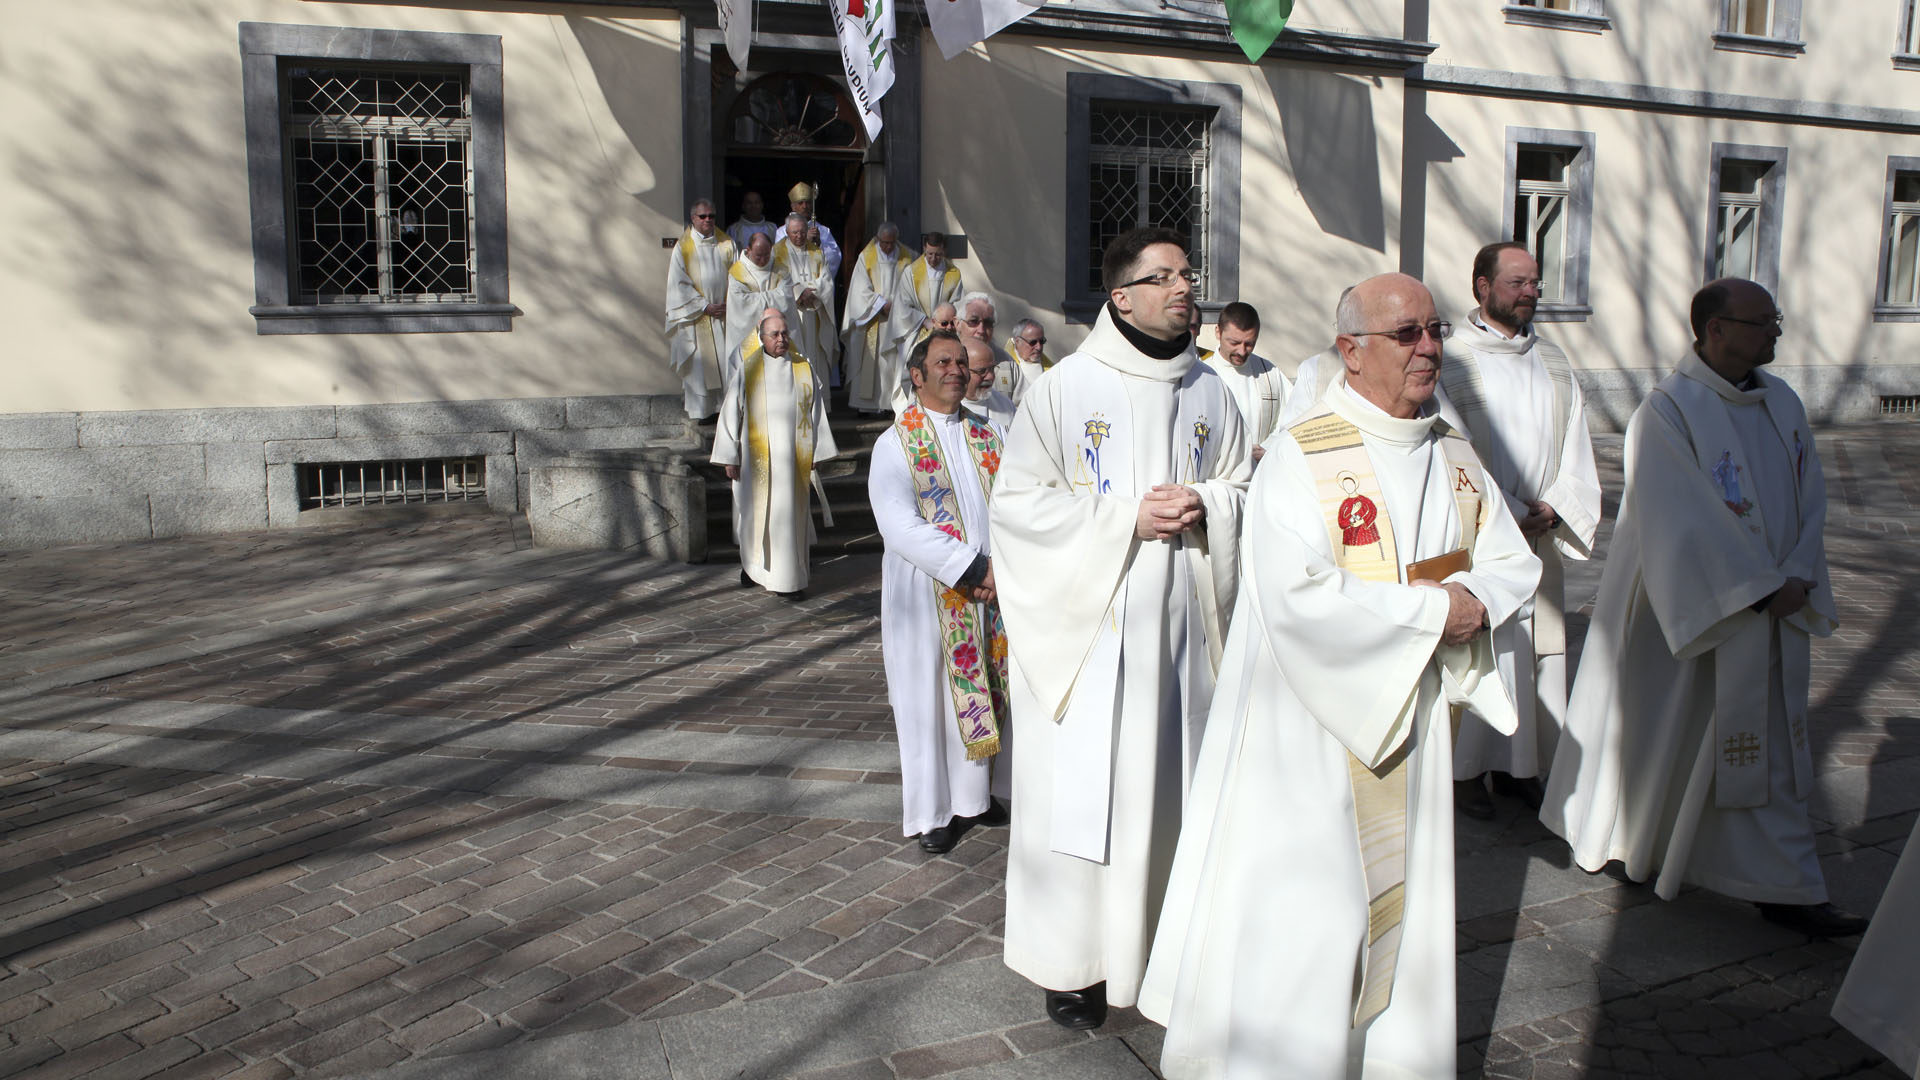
[742,342,816,559]
[775,240,828,349]
[911,258,960,312]
[862,244,889,361]
[680,230,735,384]
[1290,407,1485,1027]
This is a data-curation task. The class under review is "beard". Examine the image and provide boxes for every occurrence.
[1485,295,1534,330]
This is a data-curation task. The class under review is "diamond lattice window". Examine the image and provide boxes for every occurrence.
[283,64,476,305]
[1086,104,1211,296]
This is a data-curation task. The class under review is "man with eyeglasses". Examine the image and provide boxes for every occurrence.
[1204,302,1292,465]
[989,227,1250,1032]
[1141,272,1539,1078]
[1007,318,1054,391]
[722,233,796,387]
[844,222,912,414]
[1440,242,1603,821]
[956,292,1023,403]
[1544,278,1865,939]
[960,337,1016,432]
[664,198,737,419]
[786,182,842,282]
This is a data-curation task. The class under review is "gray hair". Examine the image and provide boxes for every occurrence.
[689,197,716,217]
[1334,285,1364,336]
[876,221,899,239]
[1013,317,1043,338]
[959,291,995,316]
[785,212,807,227]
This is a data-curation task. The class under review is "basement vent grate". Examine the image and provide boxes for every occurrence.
[1881,396,1920,416]
[299,457,487,510]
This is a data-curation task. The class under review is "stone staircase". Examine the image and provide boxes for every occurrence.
[693,399,894,565]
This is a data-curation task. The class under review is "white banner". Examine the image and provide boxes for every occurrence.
[717,0,753,71]
[926,0,1044,60]
[830,0,896,140]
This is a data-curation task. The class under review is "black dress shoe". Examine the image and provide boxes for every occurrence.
[917,825,957,854]
[779,589,808,602]
[1757,901,1870,937]
[739,570,753,588]
[1045,983,1108,1030]
[1489,771,1547,811]
[1455,778,1496,820]
[969,799,1010,827]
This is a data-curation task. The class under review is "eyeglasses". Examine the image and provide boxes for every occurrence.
[1499,278,1544,291]
[1351,321,1453,346]
[962,316,996,328]
[1117,268,1201,290]
[693,212,715,219]
[1019,336,1047,348]
[1715,312,1784,329]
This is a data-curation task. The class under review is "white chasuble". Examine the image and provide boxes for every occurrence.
[722,258,796,383]
[1005,336,1054,404]
[871,405,1012,836]
[989,343,1028,404]
[882,258,964,394]
[1440,315,1602,781]
[663,228,737,419]
[1139,377,1539,1080]
[1542,353,1835,904]
[1833,814,1920,1078]
[843,243,910,411]
[1210,353,1292,458]
[777,236,841,387]
[711,345,839,593]
[989,306,1249,1007]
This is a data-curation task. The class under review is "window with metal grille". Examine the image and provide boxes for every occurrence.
[1881,396,1920,416]
[299,458,486,510]
[1086,104,1212,297]
[1514,147,1573,305]
[283,63,476,305]
[1883,170,1920,308]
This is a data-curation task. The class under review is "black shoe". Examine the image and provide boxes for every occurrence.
[1455,778,1496,820]
[1489,771,1546,811]
[779,589,807,602]
[917,824,957,854]
[739,570,753,588]
[1045,983,1108,1030]
[1757,902,1870,937]
[969,799,1010,827]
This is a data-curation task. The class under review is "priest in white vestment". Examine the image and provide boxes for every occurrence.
[1140,272,1540,1080]
[1540,278,1866,937]
[1439,244,1602,817]
[787,182,843,282]
[962,338,1017,433]
[883,233,965,390]
[871,330,1013,855]
[844,224,912,414]
[727,190,778,251]
[712,310,839,599]
[722,234,795,385]
[957,292,1025,404]
[777,213,841,388]
[663,199,736,420]
[1833,815,1920,1076]
[1008,319,1055,395]
[1205,302,1292,464]
[989,227,1249,1031]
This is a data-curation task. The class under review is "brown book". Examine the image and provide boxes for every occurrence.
[1406,548,1470,584]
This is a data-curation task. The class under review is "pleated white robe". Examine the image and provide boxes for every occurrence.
[663,228,735,419]
[990,308,1248,1007]
[871,408,1010,835]
[1833,814,1920,1077]
[1442,319,1602,780]
[779,236,841,387]
[1541,355,1835,903]
[1140,379,1539,1080]
[722,259,795,380]
[711,350,838,593]
[843,244,909,411]
[1210,353,1292,459]
[881,258,965,400]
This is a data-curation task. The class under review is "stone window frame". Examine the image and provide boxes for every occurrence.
[1501,127,1596,322]
[1701,142,1788,294]
[1502,0,1612,35]
[1874,155,1920,322]
[1896,0,1920,70]
[239,22,517,335]
[1063,74,1242,323]
[1713,0,1806,58]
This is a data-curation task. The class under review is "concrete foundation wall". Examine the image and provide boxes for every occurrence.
[0,394,691,549]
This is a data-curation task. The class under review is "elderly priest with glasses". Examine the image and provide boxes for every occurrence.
[1139,272,1539,1079]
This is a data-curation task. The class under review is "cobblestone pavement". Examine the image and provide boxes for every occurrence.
[0,427,1915,1079]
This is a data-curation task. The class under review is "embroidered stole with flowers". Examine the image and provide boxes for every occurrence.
[1288,403,1487,1028]
[895,403,1009,760]
[742,340,815,557]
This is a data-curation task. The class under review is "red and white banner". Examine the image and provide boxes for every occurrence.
[830,0,896,139]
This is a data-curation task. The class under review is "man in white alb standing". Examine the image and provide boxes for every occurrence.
[1205,301,1291,465]
[844,223,911,414]
[663,198,735,419]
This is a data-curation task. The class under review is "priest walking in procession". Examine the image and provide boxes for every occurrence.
[989,227,1250,1031]
[1204,302,1291,464]
[726,190,778,251]
[777,212,840,388]
[1540,278,1866,936]
[663,198,735,420]
[786,182,842,281]
[883,233,965,387]
[712,310,838,600]
[871,330,1013,855]
[723,233,795,383]
[1139,272,1540,1079]
[1440,243,1602,818]
[844,223,911,414]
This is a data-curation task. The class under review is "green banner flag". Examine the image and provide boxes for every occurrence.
[1224,0,1295,62]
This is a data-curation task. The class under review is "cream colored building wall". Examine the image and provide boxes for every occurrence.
[919,32,1407,369]
[0,1,687,414]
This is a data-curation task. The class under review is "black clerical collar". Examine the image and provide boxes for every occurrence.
[1106,302,1190,361]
